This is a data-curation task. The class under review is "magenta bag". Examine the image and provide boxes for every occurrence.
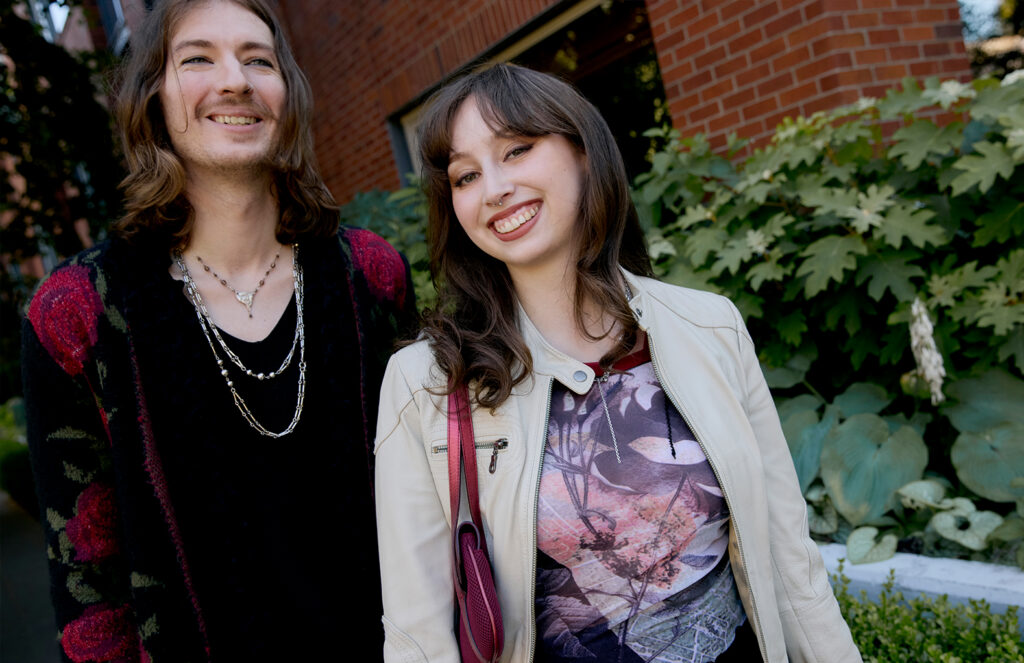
[448,386,504,663]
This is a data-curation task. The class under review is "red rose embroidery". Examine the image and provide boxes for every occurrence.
[346,229,407,307]
[61,603,138,662]
[66,482,119,563]
[29,264,104,377]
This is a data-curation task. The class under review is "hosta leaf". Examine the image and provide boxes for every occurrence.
[898,479,947,509]
[776,394,824,422]
[796,235,868,297]
[855,251,925,302]
[846,526,898,564]
[783,405,838,492]
[949,141,1015,196]
[821,414,928,525]
[931,506,1003,551]
[988,513,1024,542]
[834,383,893,417]
[973,199,1024,247]
[808,499,839,534]
[951,423,1024,502]
[877,204,944,249]
[945,369,1024,432]
[890,120,962,169]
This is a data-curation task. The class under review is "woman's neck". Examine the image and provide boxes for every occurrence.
[512,267,621,363]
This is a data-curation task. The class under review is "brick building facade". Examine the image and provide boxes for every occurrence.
[63,0,972,204]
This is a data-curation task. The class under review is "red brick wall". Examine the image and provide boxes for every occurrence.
[647,0,971,150]
[276,1,560,204]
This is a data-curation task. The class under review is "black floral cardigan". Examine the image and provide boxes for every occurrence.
[22,227,414,662]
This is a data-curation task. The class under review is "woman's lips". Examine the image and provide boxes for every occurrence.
[488,201,542,241]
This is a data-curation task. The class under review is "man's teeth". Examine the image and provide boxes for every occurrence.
[494,205,539,234]
[212,115,258,125]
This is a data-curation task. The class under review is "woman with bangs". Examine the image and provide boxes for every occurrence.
[374,64,860,663]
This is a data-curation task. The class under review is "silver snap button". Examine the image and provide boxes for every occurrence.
[573,370,587,382]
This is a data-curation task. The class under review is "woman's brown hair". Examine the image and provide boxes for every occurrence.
[418,63,653,409]
[111,0,337,247]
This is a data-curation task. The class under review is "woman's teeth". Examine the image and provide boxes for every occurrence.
[494,205,539,234]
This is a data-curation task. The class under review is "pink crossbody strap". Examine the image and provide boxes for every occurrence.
[448,385,483,530]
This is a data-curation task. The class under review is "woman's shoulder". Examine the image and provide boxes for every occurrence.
[628,274,742,330]
[386,338,445,387]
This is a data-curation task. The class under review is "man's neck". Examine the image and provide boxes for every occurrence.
[183,169,282,269]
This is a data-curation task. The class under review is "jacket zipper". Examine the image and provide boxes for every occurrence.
[431,438,509,474]
[527,378,554,663]
[648,335,768,663]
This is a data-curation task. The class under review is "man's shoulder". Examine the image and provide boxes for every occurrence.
[334,226,409,310]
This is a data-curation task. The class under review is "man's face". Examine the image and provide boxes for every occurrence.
[158,0,286,176]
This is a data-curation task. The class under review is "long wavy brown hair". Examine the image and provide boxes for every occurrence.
[111,0,337,247]
[419,64,653,409]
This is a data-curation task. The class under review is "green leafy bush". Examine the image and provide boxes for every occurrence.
[832,562,1024,661]
[633,76,1024,564]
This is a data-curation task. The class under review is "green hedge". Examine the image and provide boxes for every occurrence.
[833,562,1023,661]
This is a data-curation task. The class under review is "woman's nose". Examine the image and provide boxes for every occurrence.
[484,169,514,207]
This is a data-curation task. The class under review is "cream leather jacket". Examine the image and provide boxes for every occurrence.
[374,272,861,663]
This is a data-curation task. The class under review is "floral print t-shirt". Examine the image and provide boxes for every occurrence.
[535,348,746,662]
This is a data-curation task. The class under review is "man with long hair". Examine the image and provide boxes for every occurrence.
[22,1,412,659]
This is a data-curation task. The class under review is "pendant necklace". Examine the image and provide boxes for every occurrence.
[174,244,306,438]
[195,251,280,318]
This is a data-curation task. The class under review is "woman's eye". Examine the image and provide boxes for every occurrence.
[248,57,275,68]
[182,55,211,65]
[453,172,478,188]
[506,144,531,159]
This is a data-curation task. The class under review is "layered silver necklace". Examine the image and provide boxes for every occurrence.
[173,244,306,438]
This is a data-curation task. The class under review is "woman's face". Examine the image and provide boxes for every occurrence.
[447,96,585,282]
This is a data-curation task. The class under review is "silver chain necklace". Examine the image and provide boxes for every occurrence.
[174,244,306,438]
[196,251,280,318]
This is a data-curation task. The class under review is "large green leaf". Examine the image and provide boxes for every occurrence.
[951,423,1024,502]
[876,204,944,249]
[889,120,962,169]
[945,369,1024,433]
[796,235,868,297]
[783,405,839,493]
[998,326,1024,370]
[974,199,1024,247]
[949,141,1015,196]
[855,251,925,302]
[821,414,928,525]
[834,383,893,417]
